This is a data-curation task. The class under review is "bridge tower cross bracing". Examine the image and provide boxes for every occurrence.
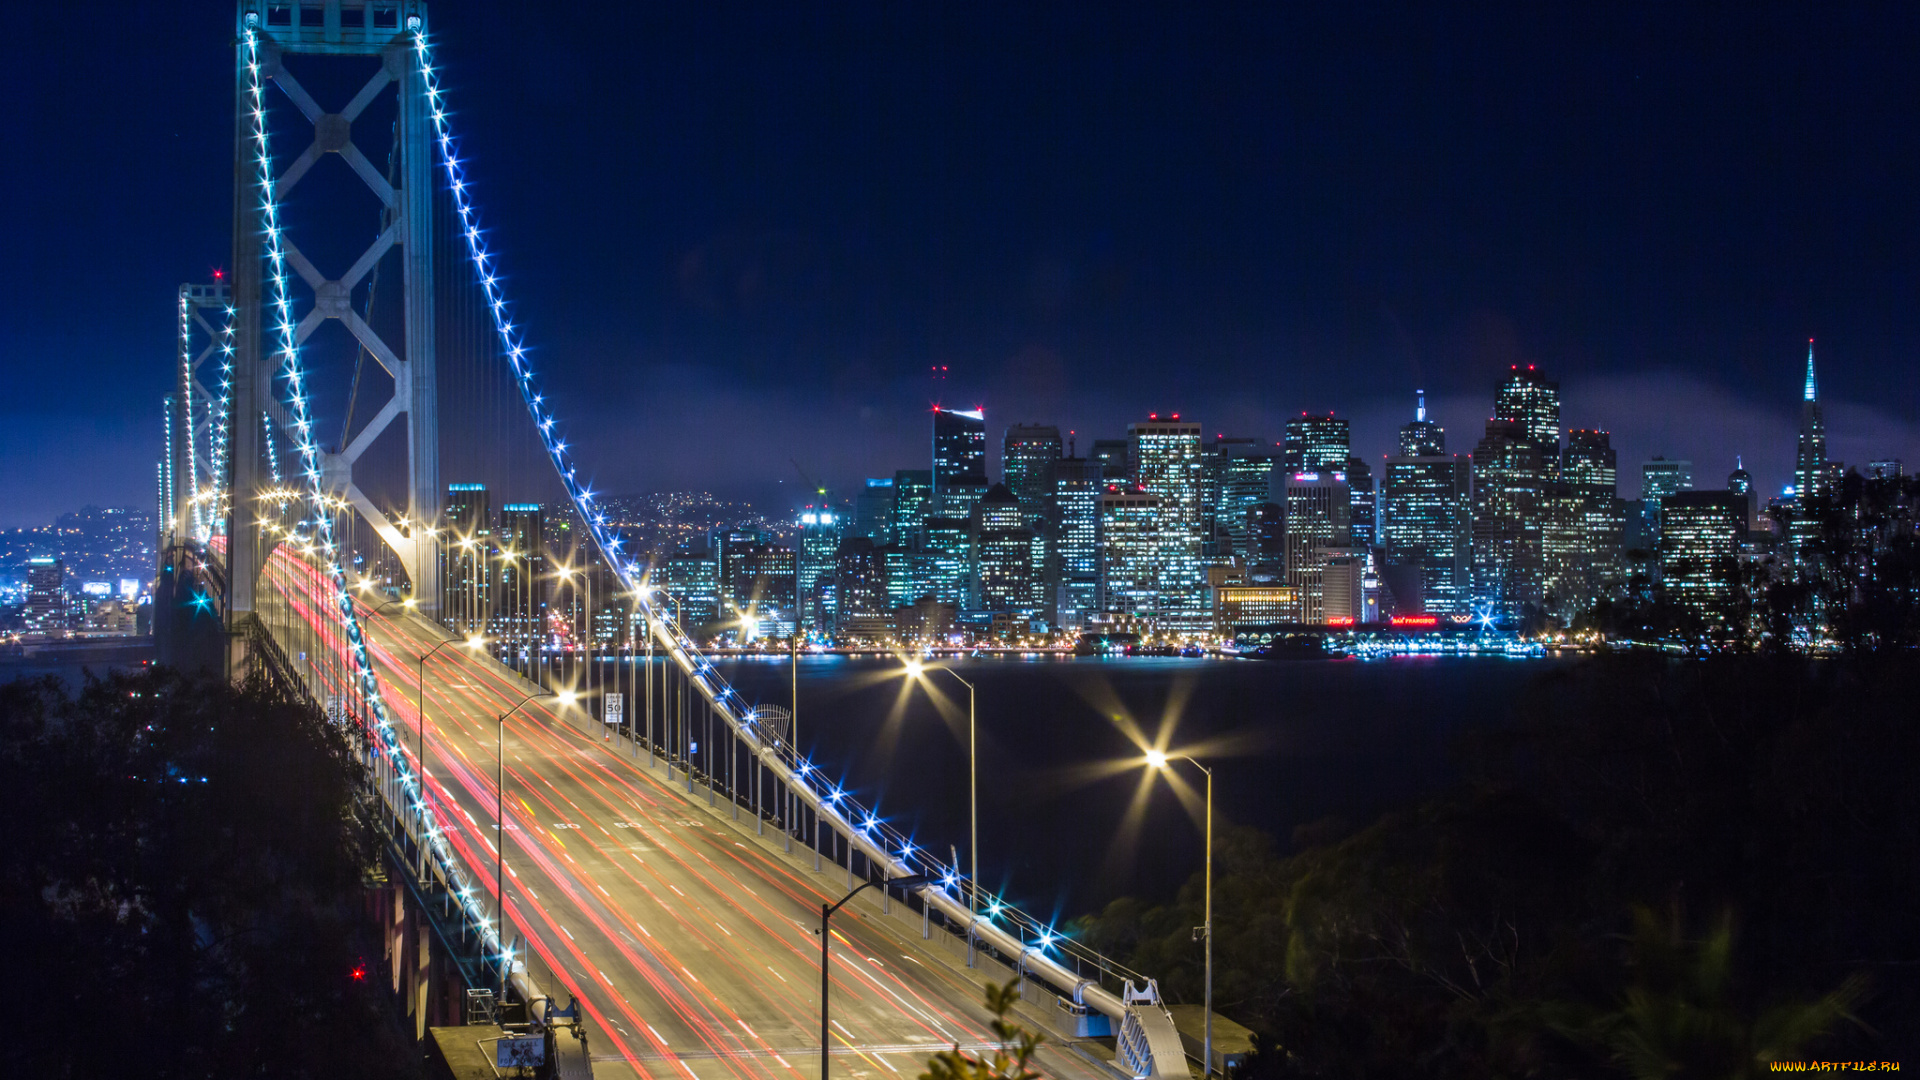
[171,280,232,549]
[226,0,441,665]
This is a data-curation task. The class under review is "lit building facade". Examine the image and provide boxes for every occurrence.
[933,408,989,518]
[1345,456,1376,548]
[655,549,720,631]
[1494,365,1562,465]
[1793,341,1827,501]
[921,516,973,605]
[1283,413,1350,474]
[1660,490,1746,624]
[796,508,843,627]
[442,481,493,635]
[971,484,1042,612]
[1470,419,1549,620]
[853,478,894,544]
[832,537,891,640]
[1001,425,1062,529]
[1098,489,1161,622]
[891,469,933,546]
[1204,438,1277,562]
[1127,415,1208,634]
[1546,429,1623,616]
[1284,470,1352,624]
[1053,457,1102,629]
[495,503,547,648]
[1381,392,1470,616]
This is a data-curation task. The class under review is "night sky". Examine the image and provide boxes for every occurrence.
[4,3,1918,527]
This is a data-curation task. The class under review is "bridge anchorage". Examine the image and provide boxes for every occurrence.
[158,2,1200,1076]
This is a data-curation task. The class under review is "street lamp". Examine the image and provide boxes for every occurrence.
[1145,749,1214,1077]
[496,687,558,1000]
[900,659,978,919]
[819,874,930,1080]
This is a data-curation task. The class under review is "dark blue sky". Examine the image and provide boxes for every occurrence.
[3,2,1917,526]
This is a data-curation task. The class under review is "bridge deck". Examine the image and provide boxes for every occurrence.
[264,552,1117,1080]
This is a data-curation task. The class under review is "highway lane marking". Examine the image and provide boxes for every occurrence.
[562,926,575,941]
[681,966,698,982]
[714,920,732,936]
[635,921,651,937]
[426,695,1005,1064]
[766,965,786,982]
[648,1024,667,1044]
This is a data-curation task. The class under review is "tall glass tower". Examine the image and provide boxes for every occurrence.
[1127,415,1207,634]
[1494,365,1562,467]
[933,407,989,518]
[1382,393,1470,616]
[1053,456,1102,629]
[1793,340,1827,500]
[1283,414,1351,473]
[1001,424,1062,529]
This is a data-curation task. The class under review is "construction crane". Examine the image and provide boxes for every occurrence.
[790,458,827,502]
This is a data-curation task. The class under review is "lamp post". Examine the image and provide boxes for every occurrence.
[1146,749,1213,1077]
[820,874,930,1080]
[902,660,978,918]
[497,687,565,1000]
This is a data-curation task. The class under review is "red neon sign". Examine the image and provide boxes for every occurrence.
[1325,616,1355,626]
[1390,614,1440,628]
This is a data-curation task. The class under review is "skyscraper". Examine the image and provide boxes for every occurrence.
[1660,490,1746,624]
[1053,456,1102,630]
[1283,469,1352,624]
[1090,438,1130,482]
[1793,340,1827,501]
[1128,414,1208,634]
[1283,414,1350,474]
[1203,438,1276,562]
[1098,489,1161,622]
[796,508,843,628]
[442,482,492,634]
[1640,456,1694,546]
[971,484,1042,612]
[933,407,989,518]
[1545,429,1623,616]
[921,517,974,605]
[891,469,933,545]
[1345,455,1376,547]
[1001,425,1062,529]
[1470,419,1549,621]
[1727,458,1756,530]
[1494,365,1562,461]
[496,503,547,650]
[853,478,895,544]
[1381,391,1471,616]
[832,537,891,640]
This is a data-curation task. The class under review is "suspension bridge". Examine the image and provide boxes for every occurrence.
[155,4,1196,1079]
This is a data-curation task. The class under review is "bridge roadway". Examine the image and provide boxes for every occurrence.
[262,552,1116,1080]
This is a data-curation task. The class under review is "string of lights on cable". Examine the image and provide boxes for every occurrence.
[243,19,509,974]
[410,25,1082,960]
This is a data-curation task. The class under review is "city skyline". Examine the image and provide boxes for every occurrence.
[6,4,1920,525]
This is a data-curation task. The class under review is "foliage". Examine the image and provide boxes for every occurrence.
[920,979,1043,1080]
[0,668,421,1079]
[1546,907,1864,1080]
[1076,654,1920,1077]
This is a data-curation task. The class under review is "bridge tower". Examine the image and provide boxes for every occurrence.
[169,280,231,551]
[226,0,443,669]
